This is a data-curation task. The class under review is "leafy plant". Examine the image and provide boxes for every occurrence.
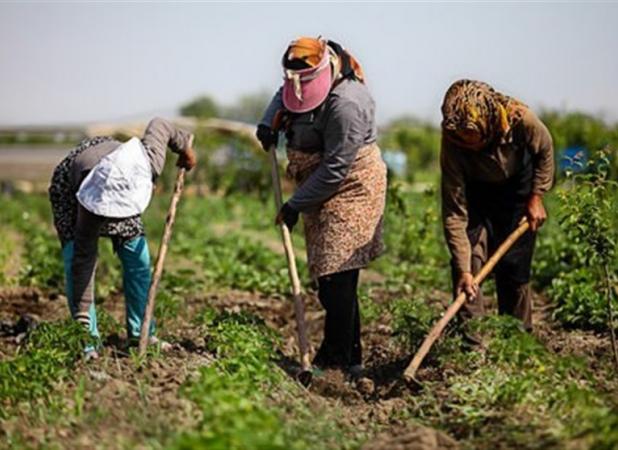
[376,182,450,293]
[413,315,618,449]
[549,268,609,329]
[390,297,439,350]
[173,310,347,450]
[555,147,618,367]
[0,320,90,416]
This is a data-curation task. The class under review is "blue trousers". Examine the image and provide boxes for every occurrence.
[62,236,154,347]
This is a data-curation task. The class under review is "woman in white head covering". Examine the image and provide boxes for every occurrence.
[49,117,196,358]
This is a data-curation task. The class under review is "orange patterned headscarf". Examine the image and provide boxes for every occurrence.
[441,79,527,150]
[286,37,328,68]
[283,37,365,83]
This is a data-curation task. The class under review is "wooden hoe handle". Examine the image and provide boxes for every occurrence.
[403,219,530,383]
[138,168,186,357]
[269,146,312,374]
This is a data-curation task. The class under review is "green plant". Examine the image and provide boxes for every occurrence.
[412,315,618,449]
[173,311,290,449]
[0,320,90,416]
[359,288,384,325]
[390,297,439,350]
[549,268,608,329]
[376,182,449,293]
[172,309,363,450]
[556,147,618,367]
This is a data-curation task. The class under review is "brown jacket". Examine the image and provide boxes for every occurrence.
[441,109,554,274]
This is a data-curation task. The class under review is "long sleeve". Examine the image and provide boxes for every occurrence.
[141,117,192,178]
[441,138,472,274]
[523,110,554,195]
[259,88,284,128]
[287,99,365,212]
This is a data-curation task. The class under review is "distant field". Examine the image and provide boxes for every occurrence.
[0,146,68,182]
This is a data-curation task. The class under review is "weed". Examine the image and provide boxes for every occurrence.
[0,320,90,416]
[171,309,361,450]
[390,296,439,349]
[359,288,384,325]
[412,315,618,449]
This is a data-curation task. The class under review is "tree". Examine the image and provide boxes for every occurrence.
[379,116,441,181]
[180,96,219,119]
[540,110,618,177]
[221,91,272,124]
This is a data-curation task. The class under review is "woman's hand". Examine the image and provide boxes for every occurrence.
[457,272,479,302]
[177,148,197,171]
[275,203,299,231]
[526,194,547,232]
[177,134,197,171]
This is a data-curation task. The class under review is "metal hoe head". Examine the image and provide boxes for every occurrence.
[297,368,313,387]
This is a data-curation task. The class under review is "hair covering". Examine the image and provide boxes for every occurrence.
[76,138,153,218]
[441,79,528,150]
[281,37,365,113]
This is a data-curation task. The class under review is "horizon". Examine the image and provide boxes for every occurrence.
[1,2,617,127]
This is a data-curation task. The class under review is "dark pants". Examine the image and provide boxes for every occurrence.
[453,224,533,330]
[313,269,362,368]
[455,143,536,331]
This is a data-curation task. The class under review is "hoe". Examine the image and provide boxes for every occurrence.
[177,117,313,385]
[269,111,313,386]
[138,167,186,357]
[403,219,530,386]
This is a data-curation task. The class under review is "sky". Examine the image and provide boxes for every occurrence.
[0,2,617,126]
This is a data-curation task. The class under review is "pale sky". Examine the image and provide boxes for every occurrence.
[1,2,617,126]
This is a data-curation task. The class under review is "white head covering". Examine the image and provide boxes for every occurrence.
[76,137,153,218]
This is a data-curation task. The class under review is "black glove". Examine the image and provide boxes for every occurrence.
[256,124,278,152]
[276,202,299,231]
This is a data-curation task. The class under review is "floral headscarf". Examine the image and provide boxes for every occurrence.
[441,79,527,150]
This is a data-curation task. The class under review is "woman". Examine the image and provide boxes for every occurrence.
[49,117,197,358]
[440,79,554,333]
[257,37,387,376]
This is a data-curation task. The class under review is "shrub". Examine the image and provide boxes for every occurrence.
[549,268,609,330]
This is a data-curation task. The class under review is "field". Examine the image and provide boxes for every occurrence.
[1,141,618,450]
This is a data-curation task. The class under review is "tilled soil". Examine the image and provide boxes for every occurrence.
[1,286,612,450]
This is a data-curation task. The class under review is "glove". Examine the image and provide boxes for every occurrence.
[256,124,278,152]
[275,202,299,231]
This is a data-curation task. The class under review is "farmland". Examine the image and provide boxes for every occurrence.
[1,122,618,449]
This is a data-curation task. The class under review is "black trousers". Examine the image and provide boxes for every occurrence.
[313,269,362,368]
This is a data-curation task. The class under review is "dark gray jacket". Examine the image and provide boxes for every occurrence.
[260,79,377,212]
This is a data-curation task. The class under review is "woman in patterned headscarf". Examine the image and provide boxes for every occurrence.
[440,79,554,334]
[257,37,386,377]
